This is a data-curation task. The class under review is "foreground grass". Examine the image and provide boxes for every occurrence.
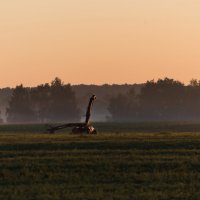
[0,127,200,199]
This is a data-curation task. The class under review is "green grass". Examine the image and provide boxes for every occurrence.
[0,123,200,199]
[3,121,200,133]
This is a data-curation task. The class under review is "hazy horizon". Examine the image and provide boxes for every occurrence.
[1,0,200,87]
[0,77,198,88]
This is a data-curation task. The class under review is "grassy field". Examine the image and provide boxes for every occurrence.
[0,123,200,199]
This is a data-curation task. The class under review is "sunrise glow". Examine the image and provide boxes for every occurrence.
[1,0,200,87]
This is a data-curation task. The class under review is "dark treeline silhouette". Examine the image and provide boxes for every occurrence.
[0,88,12,123]
[6,78,80,123]
[0,80,142,123]
[72,83,142,121]
[2,77,200,123]
[108,78,200,121]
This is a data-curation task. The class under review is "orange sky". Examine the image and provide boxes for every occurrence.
[1,0,200,87]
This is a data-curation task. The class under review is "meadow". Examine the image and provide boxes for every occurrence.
[0,122,200,199]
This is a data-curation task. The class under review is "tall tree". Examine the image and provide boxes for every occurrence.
[48,77,80,122]
[31,83,51,122]
[108,88,139,121]
[139,78,185,121]
[0,110,4,124]
[7,85,36,123]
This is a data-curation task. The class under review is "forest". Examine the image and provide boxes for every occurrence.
[1,77,200,123]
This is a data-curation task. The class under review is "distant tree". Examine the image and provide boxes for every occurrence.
[108,77,195,121]
[184,79,200,120]
[139,78,185,121]
[30,77,80,123]
[0,88,13,122]
[108,88,139,121]
[0,110,4,124]
[48,77,80,122]
[189,79,200,87]
[7,85,36,123]
[6,79,80,123]
[31,83,51,122]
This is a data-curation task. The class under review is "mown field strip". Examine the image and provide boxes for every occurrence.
[0,131,200,199]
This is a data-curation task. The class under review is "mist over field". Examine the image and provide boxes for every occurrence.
[0,78,142,123]
[1,77,200,124]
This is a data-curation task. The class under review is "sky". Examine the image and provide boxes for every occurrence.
[0,0,200,87]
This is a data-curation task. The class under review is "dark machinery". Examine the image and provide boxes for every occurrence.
[47,95,97,134]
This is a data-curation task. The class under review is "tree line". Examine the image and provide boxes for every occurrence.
[2,77,200,123]
[108,78,200,121]
[6,78,80,123]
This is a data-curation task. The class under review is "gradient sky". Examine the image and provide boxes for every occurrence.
[1,0,200,87]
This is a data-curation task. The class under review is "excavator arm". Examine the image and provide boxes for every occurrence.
[47,123,84,133]
[46,94,97,134]
[85,95,96,125]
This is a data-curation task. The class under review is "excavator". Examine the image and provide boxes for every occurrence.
[47,94,97,134]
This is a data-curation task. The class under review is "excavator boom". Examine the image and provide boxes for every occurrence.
[85,95,96,125]
[47,94,97,134]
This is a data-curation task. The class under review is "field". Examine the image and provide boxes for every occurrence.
[1,123,200,199]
